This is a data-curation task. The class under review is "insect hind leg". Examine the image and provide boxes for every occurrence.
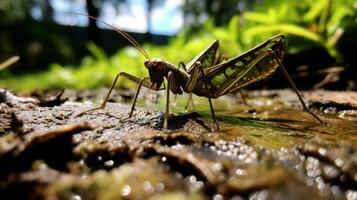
[194,62,220,131]
[267,49,326,125]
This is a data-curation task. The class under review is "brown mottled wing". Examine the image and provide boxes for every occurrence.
[203,35,287,96]
[186,40,219,73]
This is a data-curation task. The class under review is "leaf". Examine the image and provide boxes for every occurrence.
[86,42,109,63]
[228,15,240,40]
[243,12,273,24]
[244,24,323,43]
[303,0,326,22]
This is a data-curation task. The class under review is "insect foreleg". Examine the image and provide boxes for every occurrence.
[77,72,153,117]
[129,78,145,118]
[268,49,326,125]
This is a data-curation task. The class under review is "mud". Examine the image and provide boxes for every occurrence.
[0,88,356,200]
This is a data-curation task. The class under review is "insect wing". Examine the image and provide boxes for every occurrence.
[186,40,219,73]
[204,35,287,96]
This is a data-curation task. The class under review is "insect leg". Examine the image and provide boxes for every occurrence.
[184,63,202,110]
[238,90,248,105]
[77,72,150,117]
[268,49,326,125]
[194,62,220,131]
[184,93,195,110]
[178,61,196,110]
[178,61,187,72]
[164,71,174,130]
[128,78,145,118]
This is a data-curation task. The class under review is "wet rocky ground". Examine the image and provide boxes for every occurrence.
[0,88,356,200]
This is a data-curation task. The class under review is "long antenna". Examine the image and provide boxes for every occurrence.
[69,12,151,60]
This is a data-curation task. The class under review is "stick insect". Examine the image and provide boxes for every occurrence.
[77,14,325,131]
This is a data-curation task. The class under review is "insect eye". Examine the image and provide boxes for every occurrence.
[144,61,151,68]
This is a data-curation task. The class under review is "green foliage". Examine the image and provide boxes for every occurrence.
[0,0,29,23]
[0,15,244,92]
[242,0,356,58]
[0,43,145,91]
[0,0,355,92]
[0,0,49,23]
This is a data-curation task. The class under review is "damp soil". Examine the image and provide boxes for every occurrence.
[0,88,356,200]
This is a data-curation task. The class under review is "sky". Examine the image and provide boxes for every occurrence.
[32,0,184,35]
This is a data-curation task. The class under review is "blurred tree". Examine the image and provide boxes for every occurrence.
[41,0,54,22]
[0,0,54,23]
[86,0,100,45]
[205,0,240,26]
[0,0,31,24]
[147,0,154,39]
[0,0,78,73]
[182,0,259,30]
